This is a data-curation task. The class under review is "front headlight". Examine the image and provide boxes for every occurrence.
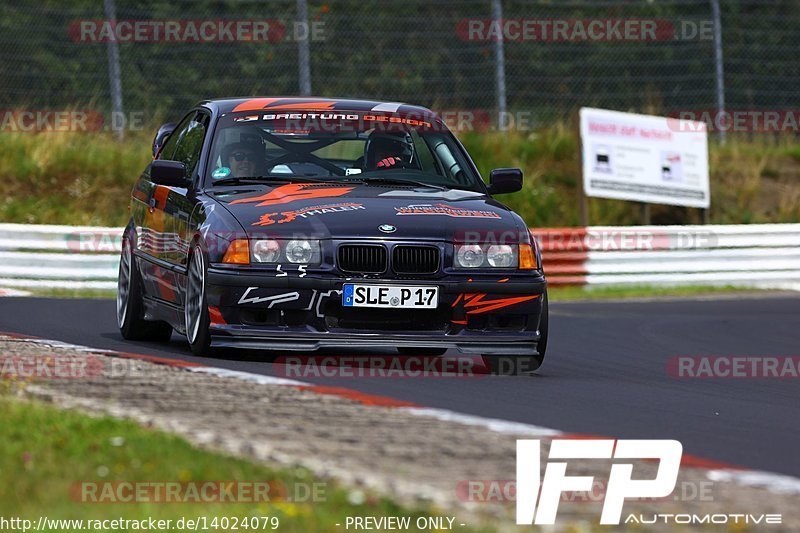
[454,244,521,269]
[455,244,484,268]
[251,239,321,265]
[487,244,517,267]
[252,239,280,263]
[286,239,319,264]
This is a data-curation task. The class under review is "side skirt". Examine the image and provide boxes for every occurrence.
[143,296,185,334]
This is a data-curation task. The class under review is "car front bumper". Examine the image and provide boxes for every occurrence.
[204,267,547,355]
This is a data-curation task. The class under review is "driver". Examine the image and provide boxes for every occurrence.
[222,142,261,178]
[364,132,414,171]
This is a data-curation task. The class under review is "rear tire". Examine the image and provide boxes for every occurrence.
[185,244,212,356]
[117,236,173,342]
[486,290,548,376]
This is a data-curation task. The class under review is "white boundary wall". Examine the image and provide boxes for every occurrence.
[1,223,799,292]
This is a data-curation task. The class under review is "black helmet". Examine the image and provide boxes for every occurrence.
[365,131,414,169]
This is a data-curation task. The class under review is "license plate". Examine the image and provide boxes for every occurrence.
[342,284,439,309]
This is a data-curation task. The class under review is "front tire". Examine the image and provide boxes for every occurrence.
[117,236,172,342]
[185,244,212,356]
[486,290,549,376]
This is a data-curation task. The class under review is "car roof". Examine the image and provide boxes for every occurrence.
[198,97,436,117]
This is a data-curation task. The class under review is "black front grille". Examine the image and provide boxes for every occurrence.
[392,245,440,275]
[338,244,387,274]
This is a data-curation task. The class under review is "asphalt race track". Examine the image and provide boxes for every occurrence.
[2,295,799,477]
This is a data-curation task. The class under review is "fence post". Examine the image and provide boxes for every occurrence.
[297,0,312,95]
[710,0,726,144]
[491,0,507,121]
[103,0,124,140]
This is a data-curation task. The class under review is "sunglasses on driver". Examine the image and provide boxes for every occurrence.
[230,151,256,162]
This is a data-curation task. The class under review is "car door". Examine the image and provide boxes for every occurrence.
[169,110,212,310]
[138,110,210,307]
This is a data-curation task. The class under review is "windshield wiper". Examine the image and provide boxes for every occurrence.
[212,175,334,186]
[343,176,448,191]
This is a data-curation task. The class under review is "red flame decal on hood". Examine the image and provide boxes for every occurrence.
[230,183,355,207]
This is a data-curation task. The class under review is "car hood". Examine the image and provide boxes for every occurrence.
[210,182,523,241]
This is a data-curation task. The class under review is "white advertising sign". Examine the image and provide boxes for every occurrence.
[580,108,710,208]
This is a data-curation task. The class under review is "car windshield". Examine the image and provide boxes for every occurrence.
[206,111,483,191]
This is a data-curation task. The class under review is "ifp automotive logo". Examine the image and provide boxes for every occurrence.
[516,439,682,525]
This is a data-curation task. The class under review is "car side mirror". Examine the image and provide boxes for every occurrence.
[150,160,189,187]
[152,122,177,157]
[487,168,523,195]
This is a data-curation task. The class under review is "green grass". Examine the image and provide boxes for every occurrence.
[2,123,800,227]
[0,394,487,532]
[547,284,774,301]
[0,129,152,227]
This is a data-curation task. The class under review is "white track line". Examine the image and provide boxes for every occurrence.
[187,365,307,386]
[707,469,800,495]
[402,407,561,437]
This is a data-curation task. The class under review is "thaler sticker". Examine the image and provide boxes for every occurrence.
[252,202,365,227]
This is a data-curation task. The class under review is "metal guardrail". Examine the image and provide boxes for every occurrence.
[0,224,121,290]
[1,223,799,292]
[533,224,800,290]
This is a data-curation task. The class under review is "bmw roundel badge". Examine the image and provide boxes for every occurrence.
[378,224,396,233]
